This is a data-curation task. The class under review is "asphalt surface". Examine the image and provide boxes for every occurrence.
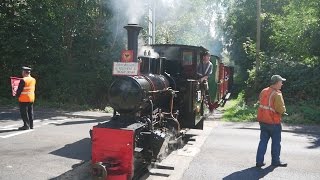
[181,120,320,180]
[0,107,109,180]
[1,107,319,180]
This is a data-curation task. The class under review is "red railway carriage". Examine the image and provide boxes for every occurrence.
[218,63,233,102]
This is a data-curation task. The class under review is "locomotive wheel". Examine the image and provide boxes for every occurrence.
[92,162,107,180]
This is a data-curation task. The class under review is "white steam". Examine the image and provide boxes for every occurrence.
[108,0,146,24]
[138,46,160,58]
[106,0,228,62]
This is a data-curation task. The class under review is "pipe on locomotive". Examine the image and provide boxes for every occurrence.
[149,99,154,131]
[124,24,142,62]
[168,89,180,132]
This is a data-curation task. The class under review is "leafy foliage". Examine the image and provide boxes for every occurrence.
[223,92,320,125]
[0,0,121,108]
[221,0,319,123]
[222,92,257,122]
[222,0,320,103]
[1,0,319,116]
[154,0,224,55]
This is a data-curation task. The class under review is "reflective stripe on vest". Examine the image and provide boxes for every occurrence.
[21,92,32,94]
[259,90,276,112]
[259,104,275,112]
[257,87,281,124]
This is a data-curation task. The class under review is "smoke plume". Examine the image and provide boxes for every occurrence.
[105,0,229,63]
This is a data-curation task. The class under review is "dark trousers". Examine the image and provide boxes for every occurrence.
[256,122,282,165]
[19,102,34,128]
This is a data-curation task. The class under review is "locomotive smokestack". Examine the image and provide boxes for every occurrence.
[124,24,143,62]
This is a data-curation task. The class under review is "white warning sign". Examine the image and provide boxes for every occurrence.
[112,62,139,76]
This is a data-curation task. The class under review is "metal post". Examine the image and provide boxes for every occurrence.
[256,0,261,71]
[148,7,152,44]
[152,1,156,44]
[147,0,156,44]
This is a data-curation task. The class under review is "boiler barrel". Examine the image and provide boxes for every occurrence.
[108,75,170,113]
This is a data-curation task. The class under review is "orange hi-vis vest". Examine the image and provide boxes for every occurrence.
[19,76,36,102]
[257,87,281,124]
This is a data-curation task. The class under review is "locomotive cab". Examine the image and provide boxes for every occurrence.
[142,44,211,129]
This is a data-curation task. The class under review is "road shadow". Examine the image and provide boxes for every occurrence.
[307,134,320,149]
[140,172,170,180]
[0,129,20,133]
[237,125,320,149]
[287,125,320,149]
[0,108,21,121]
[0,106,112,126]
[48,161,92,180]
[50,138,91,161]
[54,117,107,126]
[223,166,276,180]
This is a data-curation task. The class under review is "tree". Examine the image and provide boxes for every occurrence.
[155,0,224,55]
[221,0,320,102]
[0,0,122,107]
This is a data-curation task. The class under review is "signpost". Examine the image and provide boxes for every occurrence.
[113,50,139,76]
[112,62,140,76]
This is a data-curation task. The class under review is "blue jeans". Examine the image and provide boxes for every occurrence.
[256,122,282,165]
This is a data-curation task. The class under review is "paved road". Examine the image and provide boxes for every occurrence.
[1,107,319,180]
[181,121,320,180]
[144,119,320,180]
[0,107,109,180]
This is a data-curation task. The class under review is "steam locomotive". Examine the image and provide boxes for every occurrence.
[90,24,233,180]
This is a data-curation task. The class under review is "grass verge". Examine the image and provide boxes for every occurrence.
[222,93,320,125]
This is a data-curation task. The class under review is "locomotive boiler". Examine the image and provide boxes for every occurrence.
[90,24,233,180]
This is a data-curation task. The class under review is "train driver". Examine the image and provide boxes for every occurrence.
[197,51,213,82]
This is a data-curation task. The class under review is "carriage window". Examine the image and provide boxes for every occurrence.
[182,51,193,65]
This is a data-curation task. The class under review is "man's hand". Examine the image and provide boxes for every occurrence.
[200,76,208,82]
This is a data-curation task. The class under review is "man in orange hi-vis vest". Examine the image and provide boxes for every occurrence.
[16,66,36,130]
[256,75,288,168]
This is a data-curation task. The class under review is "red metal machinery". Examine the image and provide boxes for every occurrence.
[91,127,134,180]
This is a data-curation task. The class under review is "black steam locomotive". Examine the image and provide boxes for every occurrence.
[90,24,233,180]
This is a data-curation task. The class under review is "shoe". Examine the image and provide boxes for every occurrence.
[256,162,266,168]
[18,126,25,130]
[272,162,287,167]
[18,126,30,130]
